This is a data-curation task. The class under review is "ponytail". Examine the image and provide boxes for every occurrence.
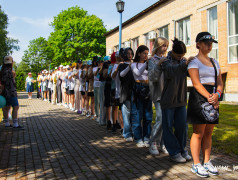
[172,38,187,54]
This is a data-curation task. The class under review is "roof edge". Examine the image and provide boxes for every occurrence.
[104,0,168,37]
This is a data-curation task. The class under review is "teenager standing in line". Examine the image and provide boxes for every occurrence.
[129,45,152,147]
[148,37,169,155]
[86,60,95,118]
[119,48,135,141]
[93,56,101,122]
[0,56,24,129]
[160,38,192,163]
[74,60,82,114]
[99,56,110,126]
[188,32,223,178]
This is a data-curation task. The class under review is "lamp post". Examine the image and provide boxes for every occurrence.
[116,0,125,50]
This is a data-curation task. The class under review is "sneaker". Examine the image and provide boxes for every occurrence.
[116,122,121,129]
[5,124,13,128]
[106,120,112,130]
[71,108,75,111]
[136,140,145,148]
[77,110,82,114]
[112,124,117,133]
[44,99,47,102]
[149,142,159,155]
[75,110,78,113]
[96,117,100,123]
[191,163,209,178]
[86,111,91,117]
[143,138,150,148]
[82,110,86,116]
[171,153,186,163]
[13,125,24,130]
[120,129,123,135]
[160,145,169,154]
[203,160,219,176]
[125,137,133,142]
[182,152,192,161]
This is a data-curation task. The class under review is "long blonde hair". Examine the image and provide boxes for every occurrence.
[152,37,169,56]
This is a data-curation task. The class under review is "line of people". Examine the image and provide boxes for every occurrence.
[35,31,222,178]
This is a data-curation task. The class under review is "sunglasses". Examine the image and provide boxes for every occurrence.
[198,35,215,41]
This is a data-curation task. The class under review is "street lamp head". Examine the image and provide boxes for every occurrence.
[116,0,125,13]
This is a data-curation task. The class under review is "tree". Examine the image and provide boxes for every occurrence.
[48,6,107,65]
[0,5,19,63]
[22,37,53,75]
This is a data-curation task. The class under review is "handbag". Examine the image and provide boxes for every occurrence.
[189,58,219,122]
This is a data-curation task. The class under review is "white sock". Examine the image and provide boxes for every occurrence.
[13,119,19,127]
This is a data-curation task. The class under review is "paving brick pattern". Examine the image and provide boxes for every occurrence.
[0,92,238,179]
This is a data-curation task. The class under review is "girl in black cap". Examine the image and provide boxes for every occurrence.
[188,32,223,178]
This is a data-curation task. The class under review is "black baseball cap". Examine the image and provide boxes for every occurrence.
[196,32,218,43]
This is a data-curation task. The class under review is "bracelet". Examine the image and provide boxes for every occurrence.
[217,90,222,95]
[216,92,221,99]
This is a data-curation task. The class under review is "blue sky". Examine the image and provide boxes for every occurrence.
[0,0,159,63]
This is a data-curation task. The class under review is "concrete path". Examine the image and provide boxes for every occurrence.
[0,92,237,179]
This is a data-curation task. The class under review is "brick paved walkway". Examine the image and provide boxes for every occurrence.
[0,92,237,179]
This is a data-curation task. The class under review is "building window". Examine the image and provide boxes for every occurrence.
[177,17,191,45]
[228,0,238,63]
[144,32,156,55]
[158,25,169,39]
[131,37,139,54]
[208,6,218,61]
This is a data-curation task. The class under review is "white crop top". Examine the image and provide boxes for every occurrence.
[188,57,220,84]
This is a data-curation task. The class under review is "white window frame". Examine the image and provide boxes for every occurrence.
[114,45,119,52]
[158,25,169,39]
[227,0,238,64]
[131,37,139,55]
[208,6,219,61]
[144,33,155,55]
[176,17,191,46]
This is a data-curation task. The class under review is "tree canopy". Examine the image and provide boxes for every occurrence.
[0,5,19,63]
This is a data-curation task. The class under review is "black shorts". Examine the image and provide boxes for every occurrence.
[111,90,120,107]
[81,91,85,96]
[69,90,74,95]
[66,88,69,94]
[87,92,94,97]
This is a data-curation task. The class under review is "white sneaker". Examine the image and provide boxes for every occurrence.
[191,163,209,178]
[182,152,192,161]
[143,138,150,148]
[171,153,186,163]
[44,99,47,102]
[86,111,91,117]
[75,110,78,113]
[125,137,133,142]
[203,160,218,176]
[136,140,145,148]
[71,108,75,111]
[160,145,169,154]
[57,103,61,105]
[96,117,100,123]
[149,142,159,155]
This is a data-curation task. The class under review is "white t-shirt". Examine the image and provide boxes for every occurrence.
[93,67,100,87]
[131,62,148,81]
[68,71,75,90]
[188,57,220,84]
[111,64,121,99]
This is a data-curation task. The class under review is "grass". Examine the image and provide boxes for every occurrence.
[152,103,238,156]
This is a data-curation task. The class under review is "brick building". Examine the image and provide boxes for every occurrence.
[105,0,238,101]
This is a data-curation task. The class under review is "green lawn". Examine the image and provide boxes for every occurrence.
[153,103,238,156]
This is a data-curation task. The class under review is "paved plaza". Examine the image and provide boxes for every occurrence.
[0,92,237,179]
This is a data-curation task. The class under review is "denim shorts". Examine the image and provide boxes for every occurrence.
[6,97,19,107]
